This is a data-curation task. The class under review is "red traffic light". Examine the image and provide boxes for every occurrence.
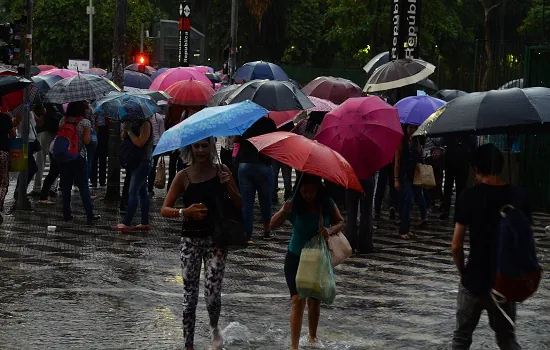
[139,56,145,64]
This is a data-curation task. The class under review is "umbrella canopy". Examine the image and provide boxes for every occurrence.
[153,100,269,156]
[44,74,121,104]
[37,68,78,79]
[248,131,363,192]
[205,72,221,84]
[414,87,550,137]
[0,76,33,97]
[38,65,57,72]
[233,61,289,82]
[226,80,315,111]
[29,65,41,76]
[433,89,468,102]
[165,80,215,106]
[107,71,152,89]
[266,96,337,128]
[499,78,524,90]
[395,96,446,126]
[307,96,338,112]
[93,93,158,121]
[1,84,39,115]
[364,58,436,93]
[32,74,63,93]
[125,64,157,76]
[0,66,18,76]
[207,84,241,107]
[315,96,403,180]
[191,65,212,73]
[417,78,438,91]
[119,100,154,121]
[86,68,107,76]
[150,67,169,82]
[150,67,212,91]
[363,52,389,76]
[120,87,172,102]
[302,76,362,105]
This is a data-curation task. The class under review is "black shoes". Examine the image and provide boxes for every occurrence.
[263,231,275,240]
[87,215,101,225]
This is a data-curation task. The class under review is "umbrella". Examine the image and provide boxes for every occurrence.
[307,96,338,112]
[119,87,172,102]
[150,67,169,82]
[207,84,241,107]
[363,52,389,76]
[165,80,215,106]
[233,61,289,82]
[37,68,78,79]
[106,71,152,89]
[0,75,33,97]
[31,74,63,93]
[288,79,302,89]
[86,68,107,76]
[153,100,269,156]
[267,96,337,128]
[119,99,155,121]
[225,80,315,111]
[364,58,436,92]
[191,65,213,74]
[38,65,57,72]
[150,67,212,91]
[29,65,41,76]
[0,66,18,76]
[125,64,157,76]
[433,89,468,102]
[414,87,550,137]
[205,72,221,84]
[248,131,363,192]
[315,96,403,180]
[417,78,438,91]
[395,96,446,126]
[302,76,362,105]
[44,74,121,104]
[499,78,524,90]
[93,93,158,121]
[1,84,39,115]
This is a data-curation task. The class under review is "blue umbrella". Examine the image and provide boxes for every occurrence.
[107,70,153,89]
[395,95,446,126]
[153,100,269,156]
[92,93,158,121]
[233,61,289,82]
[150,67,169,82]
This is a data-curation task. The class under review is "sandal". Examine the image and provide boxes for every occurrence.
[134,224,152,231]
[111,224,134,232]
[399,234,411,240]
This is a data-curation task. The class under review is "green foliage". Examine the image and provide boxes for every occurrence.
[281,0,323,66]
[519,0,550,41]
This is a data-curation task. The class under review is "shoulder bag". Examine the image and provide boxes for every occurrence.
[319,205,352,266]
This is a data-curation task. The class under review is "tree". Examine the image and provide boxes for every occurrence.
[245,0,272,31]
[281,0,323,66]
[478,0,503,90]
[519,0,550,42]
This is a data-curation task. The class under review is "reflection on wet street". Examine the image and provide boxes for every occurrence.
[0,192,549,349]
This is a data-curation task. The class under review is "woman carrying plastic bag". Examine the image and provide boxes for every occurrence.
[270,174,344,350]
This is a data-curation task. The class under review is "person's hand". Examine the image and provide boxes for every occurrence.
[282,200,293,213]
[394,178,400,192]
[122,122,131,133]
[219,171,231,184]
[319,226,330,239]
[185,203,208,221]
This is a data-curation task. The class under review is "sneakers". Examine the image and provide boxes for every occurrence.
[87,215,101,225]
[263,231,275,240]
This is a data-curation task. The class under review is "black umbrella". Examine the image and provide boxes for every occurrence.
[499,78,524,90]
[433,89,468,102]
[364,58,436,93]
[414,87,550,137]
[207,84,240,107]
[205,72,221,84]
[0,75,33,97]
[30,65,41,76]
[417,78,438,92]
[32,74,63,93]
[225,80,315,111]
[363,52,389,76]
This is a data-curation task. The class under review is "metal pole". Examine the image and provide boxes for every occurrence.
[15,0,33,210]
[89,0,93,67]
[230,0,238,79]
[140,22,144,52]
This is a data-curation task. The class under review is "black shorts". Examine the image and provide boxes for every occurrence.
[284,250,301,297]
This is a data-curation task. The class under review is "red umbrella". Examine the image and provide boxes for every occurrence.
[248,131,363,192]
[302,76,362,105]
[268,111,299,128]
[150,67,212,91]
[38,65,57,72]
[165,80,215,106]
[0,66,18,76]
[315,96,403,180]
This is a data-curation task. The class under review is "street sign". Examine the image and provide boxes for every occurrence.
[178,1,191,67]
[68,59,90,72]
[388,0,422,60]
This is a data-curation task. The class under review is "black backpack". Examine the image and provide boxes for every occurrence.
[120,121,152,170]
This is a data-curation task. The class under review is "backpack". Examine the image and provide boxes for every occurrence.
[120,121,152,170]
[493,203,542,304]
[52,117,84,162]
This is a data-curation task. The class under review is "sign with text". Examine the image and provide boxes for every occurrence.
[178,2,191,67]
[389,0,422,60]
[68,59,90,72]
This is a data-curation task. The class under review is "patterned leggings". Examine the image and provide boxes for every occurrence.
[180,236,227,348]
[0,151,9,210]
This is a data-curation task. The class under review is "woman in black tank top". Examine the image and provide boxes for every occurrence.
[161,137,241,350]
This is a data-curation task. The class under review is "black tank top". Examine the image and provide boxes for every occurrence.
[181,171,222,237]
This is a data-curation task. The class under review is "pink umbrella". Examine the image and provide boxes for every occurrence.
[149,67,212,91]
[37,68,78,79]
[38,65,57,72]
[268,97,337,127]
[191,65,211,73]
[315,96,403,180]
[307,96,338,111]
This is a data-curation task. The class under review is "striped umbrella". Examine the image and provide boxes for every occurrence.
[44,74,121,104]
[363,58,436,93]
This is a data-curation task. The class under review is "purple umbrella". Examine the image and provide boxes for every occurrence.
[395,95,446,126]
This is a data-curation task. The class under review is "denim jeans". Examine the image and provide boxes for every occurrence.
[345,177,375,252]
[59,156,94,219]
[91,125,108,186]
[123,160,151,226]
[238,162,274,234]
[452,283,519,350]
[399,180,427,235]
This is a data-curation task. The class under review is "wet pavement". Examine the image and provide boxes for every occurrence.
[0,174,549,349]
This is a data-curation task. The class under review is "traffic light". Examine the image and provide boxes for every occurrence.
[135,52,150,73]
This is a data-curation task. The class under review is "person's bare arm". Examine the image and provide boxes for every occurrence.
[270,201,292,230]
[319,203,345,238]
[11,111,24,127]
[221,164,242,209]
[161,170,207,220]
[451,223,467,277]
[128,121,151,148]
[82,127,91,145]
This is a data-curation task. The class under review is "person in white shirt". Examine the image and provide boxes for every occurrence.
[148,111,166,195]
